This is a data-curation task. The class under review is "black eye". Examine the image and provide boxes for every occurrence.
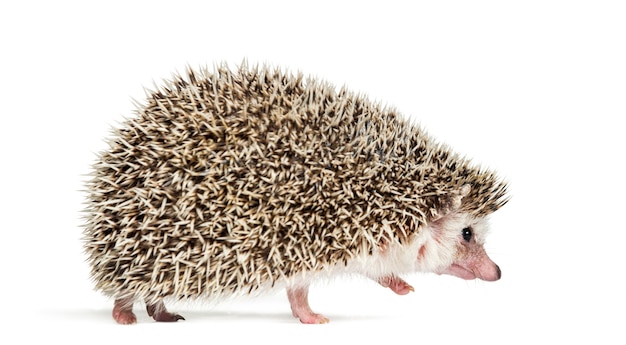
[462,227,472,242]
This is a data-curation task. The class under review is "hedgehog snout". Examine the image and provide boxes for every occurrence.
[441,249,501,281]
[475,257,501,281]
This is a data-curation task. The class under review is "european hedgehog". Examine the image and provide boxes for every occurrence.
[84,63,508,324]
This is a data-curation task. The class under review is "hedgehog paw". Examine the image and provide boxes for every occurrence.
[113,310,137,325]
[146,300,185,322]
[287,286,329,324]
[297,313,330,324]
[113,298,137,325]
[152,311,186,322]
[377,275,414,295]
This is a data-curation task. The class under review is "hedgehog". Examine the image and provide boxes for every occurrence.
[83,63,509,325]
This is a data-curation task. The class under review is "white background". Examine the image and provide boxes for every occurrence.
[1,1,624,343]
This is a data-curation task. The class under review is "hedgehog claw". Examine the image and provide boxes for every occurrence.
[152,312,185,322]
[146,300,185,322]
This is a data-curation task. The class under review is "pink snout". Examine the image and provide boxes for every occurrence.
[442,254,501,281]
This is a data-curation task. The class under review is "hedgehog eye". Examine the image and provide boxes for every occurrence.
[462,227,472,242]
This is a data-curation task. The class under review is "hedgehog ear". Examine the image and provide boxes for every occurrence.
[452,184,471,209]
[431,184,471,221]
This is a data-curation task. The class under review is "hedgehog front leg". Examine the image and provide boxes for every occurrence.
[146,299,185,322]
[377,274,415,295]
[375,240,415,295]
[113,298,137,324]
[286,286,329,324]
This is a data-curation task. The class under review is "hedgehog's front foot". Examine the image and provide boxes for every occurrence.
[287,286,329,324]
[146,300,185,322]
[377,274,414,295]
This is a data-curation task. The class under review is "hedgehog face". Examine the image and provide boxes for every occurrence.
[417,212,501,281]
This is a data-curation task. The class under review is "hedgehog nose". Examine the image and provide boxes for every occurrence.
[496,265,502,280]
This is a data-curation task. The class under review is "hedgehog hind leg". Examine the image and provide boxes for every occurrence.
[112,297,137,325]
[146,299,185,322]
[286,285,329,324]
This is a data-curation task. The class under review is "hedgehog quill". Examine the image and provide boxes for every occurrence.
[83,63,509,324]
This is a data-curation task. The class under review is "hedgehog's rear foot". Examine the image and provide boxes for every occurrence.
[146,300,185,322]
[113,298,137,325]
[287,286,329,324]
